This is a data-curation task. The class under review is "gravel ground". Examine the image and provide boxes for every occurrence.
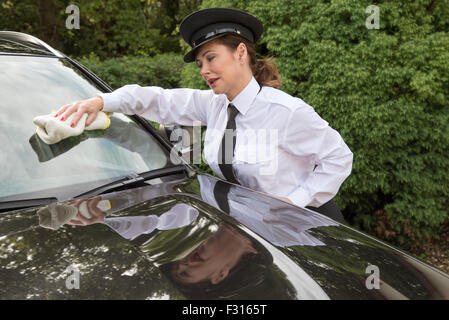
[418,229,449,274]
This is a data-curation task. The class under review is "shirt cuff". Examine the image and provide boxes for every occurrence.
[287,187,311,208]
[96,92,122,113]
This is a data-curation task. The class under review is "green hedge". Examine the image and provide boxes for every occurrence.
[77,53,184,90]
[182,0,449,250]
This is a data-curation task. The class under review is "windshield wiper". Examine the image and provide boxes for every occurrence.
[0,197,58,212]
[74,165,194,199]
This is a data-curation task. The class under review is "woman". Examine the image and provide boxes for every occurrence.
[54,8,353,221]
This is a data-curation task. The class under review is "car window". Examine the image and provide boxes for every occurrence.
[0,39,54,56]
[0,55,174,200]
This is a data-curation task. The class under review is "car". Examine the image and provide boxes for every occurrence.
[1,31,449,300]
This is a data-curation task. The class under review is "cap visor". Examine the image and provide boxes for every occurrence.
[183,32,235,63]
[184,49,196,63]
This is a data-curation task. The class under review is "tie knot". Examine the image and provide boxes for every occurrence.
[228,103,239,120]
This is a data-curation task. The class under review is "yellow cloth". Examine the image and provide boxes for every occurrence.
[33,111,112,144]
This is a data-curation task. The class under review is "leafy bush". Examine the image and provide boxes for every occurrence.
[0,0,202,58]
[182,0,449,250]
[77,53,184,90]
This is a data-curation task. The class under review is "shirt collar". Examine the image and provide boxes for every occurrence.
[230,76,260,116]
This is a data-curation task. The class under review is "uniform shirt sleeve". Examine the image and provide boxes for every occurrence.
[281,101,353,208]
[98,85,213,126]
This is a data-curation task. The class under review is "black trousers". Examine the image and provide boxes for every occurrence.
[306,199,345,223]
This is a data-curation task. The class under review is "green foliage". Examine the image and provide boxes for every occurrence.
[62,0,180,58]
[182,0,449,250]
[0,0,39,34]
[179,62,209,89]
[0,0,202,58]
[78,53,184,89]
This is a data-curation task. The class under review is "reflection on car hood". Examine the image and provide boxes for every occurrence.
[1,174,449,300]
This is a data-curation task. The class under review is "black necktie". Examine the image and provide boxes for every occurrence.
[213,180,232,213]
[217,103,239,184]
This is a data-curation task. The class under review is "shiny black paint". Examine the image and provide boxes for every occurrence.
[1,174,448,299]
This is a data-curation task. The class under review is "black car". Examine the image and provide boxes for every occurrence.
[1,31,449,300]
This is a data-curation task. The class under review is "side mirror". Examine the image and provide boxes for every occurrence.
[158,125,197,156]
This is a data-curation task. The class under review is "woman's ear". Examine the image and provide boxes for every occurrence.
[211,267,230,285]
[237,42,247,63]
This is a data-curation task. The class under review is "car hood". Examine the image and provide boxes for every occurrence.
[1,173,448,300]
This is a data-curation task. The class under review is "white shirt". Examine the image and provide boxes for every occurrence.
[98,76,353,208]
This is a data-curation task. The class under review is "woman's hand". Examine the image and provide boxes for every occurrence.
[66,196,107,226]
[54,96,104,128]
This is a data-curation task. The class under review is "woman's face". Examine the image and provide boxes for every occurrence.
[195,39,251,101]
[171,223,257,285]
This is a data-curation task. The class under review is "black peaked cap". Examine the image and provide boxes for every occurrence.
[180,8,263,63]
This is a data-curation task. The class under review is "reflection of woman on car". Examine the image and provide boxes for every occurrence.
[198,175,339,247]
[54,184,330,299]
[167,222,259,285]
[54,8,353,222]
[159,221,276,300]
[60,176,338,248]
[58,194,279,299]
[29,114,167,167]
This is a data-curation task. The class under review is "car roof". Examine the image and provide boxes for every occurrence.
[0,31,63,57]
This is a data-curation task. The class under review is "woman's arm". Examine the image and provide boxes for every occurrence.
[98,85,212,126]
[55,85,214,128]
[281,102,353,208]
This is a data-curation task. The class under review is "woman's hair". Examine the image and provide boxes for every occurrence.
[160,249,262,299]
[158,224,276,299]
[215,34,281,89]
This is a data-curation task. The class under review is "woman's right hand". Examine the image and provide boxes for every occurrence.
[66,196,107,226]
[54,96,104,128]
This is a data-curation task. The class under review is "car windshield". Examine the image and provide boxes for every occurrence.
[0,55,175,201]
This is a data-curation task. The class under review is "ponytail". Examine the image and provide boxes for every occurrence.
[216,34,282,89]
[252,58,281,89]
